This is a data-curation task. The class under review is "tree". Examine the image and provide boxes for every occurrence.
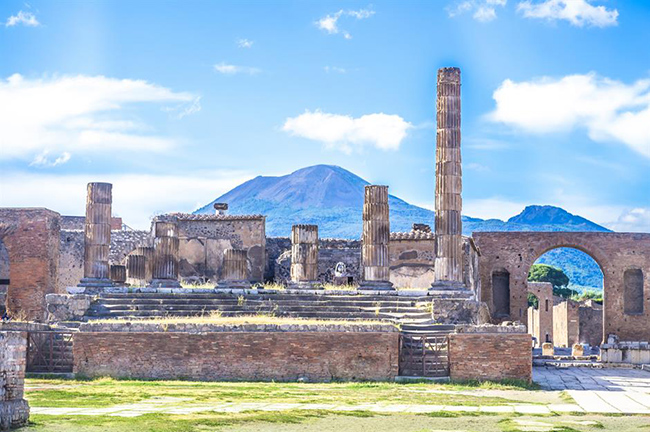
[528,264,577,299]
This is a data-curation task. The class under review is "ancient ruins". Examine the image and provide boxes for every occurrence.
[1,67,649,407]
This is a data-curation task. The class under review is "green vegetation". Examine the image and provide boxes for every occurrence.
[528,264,579,300]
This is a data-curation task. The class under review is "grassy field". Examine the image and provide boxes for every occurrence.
[22,378,650,432]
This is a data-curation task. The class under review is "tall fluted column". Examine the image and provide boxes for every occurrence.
[217,249,250,289]
[79,182,113,288]
[432,67,465,290]
[290,224,320,289]
[149,221,181,288]
[359,185,394,290]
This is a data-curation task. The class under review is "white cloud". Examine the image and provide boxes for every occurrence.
[0,74,199,162]
[0,170,252,229]
[5,10,39,27]
[608,208,650,233]
[324,66,347,74]
[316,8,375,39]
[213,62,261,75]
[488,73,650,158]
[236,38,254,48]
[517,0,618,27]
[448,0,507,22]
[30,151,71,167]
[282,110,412,154]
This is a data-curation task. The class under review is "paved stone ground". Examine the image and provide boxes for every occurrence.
[534,366,650,414]
[28,367,650,417]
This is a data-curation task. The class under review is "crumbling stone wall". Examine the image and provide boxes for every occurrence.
[161,214,266,283]
[0,331,30,430]
[473,232,650,342]
[58,229,150,290]
[268,238,362,284]
[527,282,553,347]
[0,208,61,321]
[553,299,580,348]
[579,302,603,347]
[73,325,399,381]
[448,330,532,382]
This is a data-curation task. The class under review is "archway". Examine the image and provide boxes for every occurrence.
[527,247,604,349]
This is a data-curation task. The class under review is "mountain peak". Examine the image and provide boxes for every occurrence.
[507,205,610,231]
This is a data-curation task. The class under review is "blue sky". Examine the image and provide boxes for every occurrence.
[0,0,648,231]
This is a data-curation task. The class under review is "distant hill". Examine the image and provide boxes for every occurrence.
[195,165,608,291]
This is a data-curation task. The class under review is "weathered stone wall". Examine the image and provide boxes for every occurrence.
[58,229,150,290]
[448,332,532,382]
[269,237,362,285]
[61,215,123,231]
[0,331,30,430]
[389,233,435,288]
[0,208,61,321]
[553,300,580,348]
[527,282,553,347]
[473,232,650,342]
[73,326,399,382]
[579,303,603,347]
[160,214,266,283]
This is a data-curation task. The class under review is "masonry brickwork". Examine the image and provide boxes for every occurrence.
[0,331,30,430]
[473,232,650,342]
[448,332,532,382]
[527,282,554,347]
[0,208,61,321]
[73,329,399,382]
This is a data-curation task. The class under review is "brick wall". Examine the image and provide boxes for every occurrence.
[73,330,399,381]
[0,331,30,430]
[553,300,580,348]
[0,208,61,321]
[448,333,532,382]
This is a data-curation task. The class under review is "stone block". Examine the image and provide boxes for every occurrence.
[542,343,554,357]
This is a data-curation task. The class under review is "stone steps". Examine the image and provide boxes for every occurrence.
[86,310,427,320]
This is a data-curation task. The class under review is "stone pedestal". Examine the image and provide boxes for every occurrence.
[432,68,466,292]
[149,222,181,288]
[359,185,394,291]
[78,183,113,288]
[289,225,320,289]
[217,249,250,289]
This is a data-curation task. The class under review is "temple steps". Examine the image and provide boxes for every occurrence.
[83,292,434,323]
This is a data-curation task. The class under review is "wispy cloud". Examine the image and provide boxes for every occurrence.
[29,151,71,167]
[213,62,261,75]
[236,38,254,49]
[5,10,40,27]
[316,7,375,39]
[517,0,618,27]
[282,110,412,154]
[488,73,650,158]
[0,74,199,163]
[324,66,347,74]
[447,0,507,22]
[608,208,650,233]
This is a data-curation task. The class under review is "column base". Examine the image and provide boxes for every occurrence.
[287,281,323,290]
[148,279,182,288]
[78,278,113,288]
[216,280,251,289]
[358,280,395,291]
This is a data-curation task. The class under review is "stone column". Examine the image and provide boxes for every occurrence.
[149,221,181,288]
[290,224,320,289]
[126,255,146,286]
[79,182,113,288]
[217,249,250,289]
[134,246,154,282]
[359,185,394,290]
[109,265,127,285]
[432,67,465,291]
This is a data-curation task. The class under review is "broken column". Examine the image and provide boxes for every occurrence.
[432,67,465,291]
[78,182,113,288]
[126,255,146,286]
[149,221,181,288]
[289,224,320,289]
[134,246,154,282]
[359,185,394,291]
[217,249,250,289]
[109,265,127,285]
